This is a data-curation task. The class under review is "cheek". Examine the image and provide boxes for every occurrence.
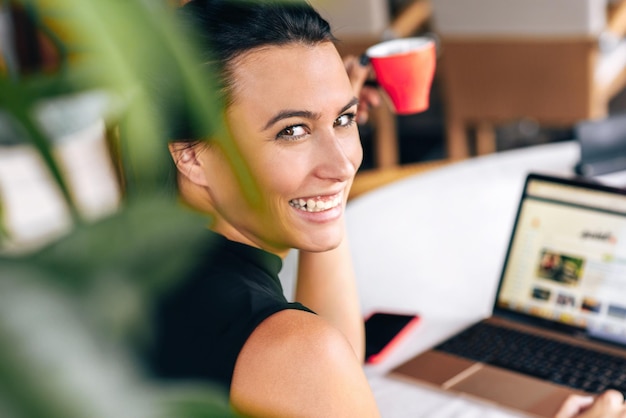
[198,144,255,209]
[255,157,304,198]
[204,158,240,204]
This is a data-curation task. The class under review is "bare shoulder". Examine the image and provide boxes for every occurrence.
[231,309,380,418]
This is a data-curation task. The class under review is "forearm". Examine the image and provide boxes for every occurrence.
[295,234,365,362]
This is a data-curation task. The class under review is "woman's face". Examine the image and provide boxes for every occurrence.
[195,42,362,256]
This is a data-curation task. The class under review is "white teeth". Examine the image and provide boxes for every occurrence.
[289,194,342,212]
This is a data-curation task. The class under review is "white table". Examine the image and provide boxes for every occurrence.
[281,140,626,417]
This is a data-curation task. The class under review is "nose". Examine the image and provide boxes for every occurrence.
[313,129,363,182]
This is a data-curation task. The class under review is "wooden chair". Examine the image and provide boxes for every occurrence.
[430,0,626,160]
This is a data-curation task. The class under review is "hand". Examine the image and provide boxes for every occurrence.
[555,390,626,418]
[343,55,380,125]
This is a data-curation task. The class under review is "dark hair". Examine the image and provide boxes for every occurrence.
[179,0,335,70]
[165,0,335,141]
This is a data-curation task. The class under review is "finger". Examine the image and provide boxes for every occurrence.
[357,87,381,124]
[361,86,381,108]
[554,394,594,418]
[570,391,626,418]
[598,389,625,407]
[357,109,369,125]
[343,55,370,95]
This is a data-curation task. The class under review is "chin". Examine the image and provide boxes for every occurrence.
[297,233,343,253]
[305,242,340,253]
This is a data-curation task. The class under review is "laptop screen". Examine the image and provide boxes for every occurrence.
[496,174,626,345]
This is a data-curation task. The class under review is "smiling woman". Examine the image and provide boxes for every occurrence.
[143,1,378,417]
[140,1,626,418]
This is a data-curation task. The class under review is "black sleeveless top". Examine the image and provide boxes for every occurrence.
[146,231,314,391]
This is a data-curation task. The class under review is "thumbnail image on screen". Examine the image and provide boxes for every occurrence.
[537,249,585,286]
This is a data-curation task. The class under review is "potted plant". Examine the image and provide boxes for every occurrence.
[0,1,240,416]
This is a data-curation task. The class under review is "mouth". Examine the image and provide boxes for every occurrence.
[289,192,343,213]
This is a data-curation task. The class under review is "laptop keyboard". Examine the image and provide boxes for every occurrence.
[435,322,626,395]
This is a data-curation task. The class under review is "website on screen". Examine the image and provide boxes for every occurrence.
[498,179,626,344]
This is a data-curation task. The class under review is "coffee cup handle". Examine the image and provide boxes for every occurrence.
[423,32,442,57]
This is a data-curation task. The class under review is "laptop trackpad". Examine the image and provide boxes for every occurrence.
[449,364,576,417]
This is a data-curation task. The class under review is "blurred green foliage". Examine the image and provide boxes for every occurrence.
[0,0,251,416]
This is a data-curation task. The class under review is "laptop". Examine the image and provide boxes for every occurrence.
[391,173,626,417]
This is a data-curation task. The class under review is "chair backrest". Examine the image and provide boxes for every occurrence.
[309,0,390,38]
[430,0,607,37]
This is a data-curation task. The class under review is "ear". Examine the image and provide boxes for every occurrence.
[168,142,210,187]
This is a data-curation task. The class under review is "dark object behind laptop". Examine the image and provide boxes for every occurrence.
[575,113,626,176]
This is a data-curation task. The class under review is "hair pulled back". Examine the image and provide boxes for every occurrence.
[178,0,335,100]
[159,0,335,143]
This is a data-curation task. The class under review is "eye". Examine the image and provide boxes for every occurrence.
[334,113,356,128]
[276,124,308,141]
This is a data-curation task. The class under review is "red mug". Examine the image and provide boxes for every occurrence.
[366,37,436,115]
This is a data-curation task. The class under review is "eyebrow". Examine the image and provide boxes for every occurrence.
[262,97,360,131]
